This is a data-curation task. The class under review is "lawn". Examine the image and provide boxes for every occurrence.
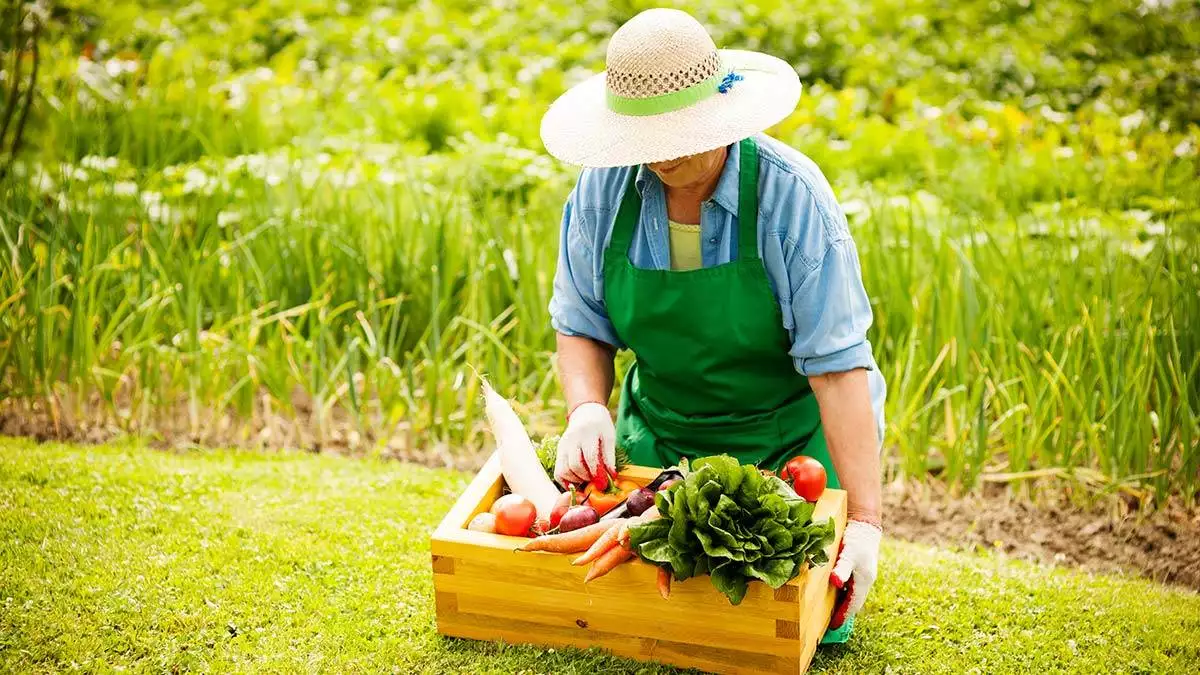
[2,438,1197,674]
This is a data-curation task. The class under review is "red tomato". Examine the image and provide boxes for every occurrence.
[491,494,537,536]
[781,456,827,502]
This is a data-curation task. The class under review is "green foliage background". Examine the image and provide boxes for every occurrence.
[1,0,1197,501]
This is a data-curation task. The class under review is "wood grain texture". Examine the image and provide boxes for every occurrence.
[430,453,848,674]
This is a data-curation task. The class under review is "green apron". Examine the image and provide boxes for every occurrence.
[605,137,853,645]
[603,138,839,488]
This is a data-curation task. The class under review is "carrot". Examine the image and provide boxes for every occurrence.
[518,519,620,553]
[656,566,671,599]
[585,544,634,582]
[572,522,622,566]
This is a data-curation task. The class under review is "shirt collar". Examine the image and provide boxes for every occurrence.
[633,141,741,215]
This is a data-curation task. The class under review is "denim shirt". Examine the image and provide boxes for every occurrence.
[549,133,886,438]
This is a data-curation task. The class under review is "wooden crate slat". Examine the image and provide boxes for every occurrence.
[439,610,797,675]
[436,558,803,620]
[450,591,797,656]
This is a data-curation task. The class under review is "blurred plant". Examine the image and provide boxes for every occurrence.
[0,0,45,180]
[0,0,49,178]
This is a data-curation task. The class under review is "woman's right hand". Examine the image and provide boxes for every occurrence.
[554,402,616,486]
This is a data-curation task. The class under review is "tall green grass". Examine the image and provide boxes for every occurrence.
[0,0,1197,503]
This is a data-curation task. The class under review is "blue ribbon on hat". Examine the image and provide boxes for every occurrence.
[717,70,744,93]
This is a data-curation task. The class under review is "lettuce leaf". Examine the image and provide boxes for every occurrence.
[629,454,836,605]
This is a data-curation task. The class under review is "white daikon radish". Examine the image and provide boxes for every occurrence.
[481,378,558,521]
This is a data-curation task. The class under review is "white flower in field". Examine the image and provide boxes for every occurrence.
[1174,138,1195,157]
[104,58,139,78]
[147,202,177,224]
[956,232,990,247]
[1119,111,1146,135]
[217,210,242,228]
[112,181,138,197]
[1025,222,1051,236]
[32,168,56,194]
[1120,240,1155,260]
[59,163,89,182]
[503,249,519,281]
[1073,218,1102,236]
[922,106,943,120]
[140,190,162,207]
[182,167,211,194]
[76,59,123,104]
[1039,106,1069,124]
[300,167,320,189]
[1052,146,1074,159]
[841,198,869,217]
[80,155,119,172]
[1144,221,1166,236]
[1125,209,1153,224]
[1124,150,1138,162]
[377,169,399,186]
[1140,0,1177,13]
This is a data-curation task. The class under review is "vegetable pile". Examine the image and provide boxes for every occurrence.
[628,455,836,605]
[478,381,639,537]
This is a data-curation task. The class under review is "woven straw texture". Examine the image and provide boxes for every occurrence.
[540,8,801,167]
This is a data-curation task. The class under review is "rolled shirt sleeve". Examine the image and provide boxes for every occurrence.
[788,238,877,377]
[548,187,626,349]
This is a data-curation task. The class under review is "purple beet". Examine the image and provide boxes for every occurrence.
[558,505,599,533]
[625,488,656,517]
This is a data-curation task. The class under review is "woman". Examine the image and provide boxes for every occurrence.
[540,9,885,640]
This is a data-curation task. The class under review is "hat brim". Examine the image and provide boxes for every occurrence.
[540,50,801,168]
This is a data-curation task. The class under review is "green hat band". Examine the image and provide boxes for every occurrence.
[605,69,734,117]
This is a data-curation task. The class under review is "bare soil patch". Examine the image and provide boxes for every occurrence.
[883,481,1200,591]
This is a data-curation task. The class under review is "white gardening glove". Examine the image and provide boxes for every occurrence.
[830,520,883,620]
[553,402,615,487]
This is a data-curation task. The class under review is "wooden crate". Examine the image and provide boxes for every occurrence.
[431,453,847,674]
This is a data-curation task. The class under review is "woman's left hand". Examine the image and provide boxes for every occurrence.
[830,520,882,619]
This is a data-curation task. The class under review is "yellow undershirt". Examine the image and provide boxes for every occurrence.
[667,220,703,271]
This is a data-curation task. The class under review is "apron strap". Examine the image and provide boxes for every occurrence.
[609,167,641,256]
[736,137,759,263]
[608,141,758,260]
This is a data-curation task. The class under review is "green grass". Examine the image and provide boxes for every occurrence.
[1,0,1198,502]
[2,437,1198,674]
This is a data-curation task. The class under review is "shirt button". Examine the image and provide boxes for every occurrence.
[709,237,718,244]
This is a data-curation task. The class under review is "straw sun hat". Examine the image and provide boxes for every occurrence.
[540,8,802,168]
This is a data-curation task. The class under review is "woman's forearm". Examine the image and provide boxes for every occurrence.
[556,333,617,414]
[809,369,882,526]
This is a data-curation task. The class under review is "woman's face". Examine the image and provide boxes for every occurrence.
[647,147,726,188]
